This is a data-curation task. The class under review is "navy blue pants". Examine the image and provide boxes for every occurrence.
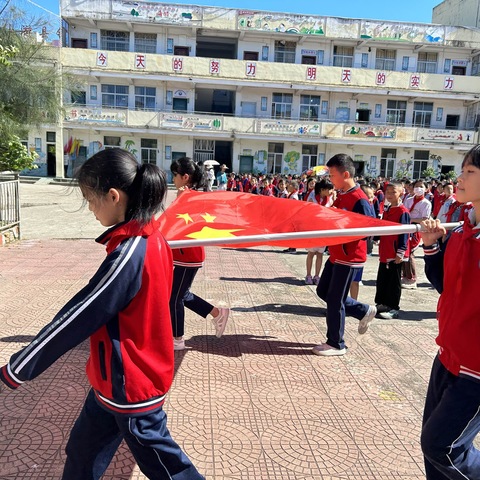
[62,390,204,480]
[421,355,480,479]
[316,260,369,349]
[170,266,214,337]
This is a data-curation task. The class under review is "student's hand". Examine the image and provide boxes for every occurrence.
[420,219,446,247]
[394,255,403,264]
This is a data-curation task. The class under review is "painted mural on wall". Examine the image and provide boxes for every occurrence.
[256,120,321,136]
[238,11,325,35]
[283,151,300,174]
[112,1,202,24]
[161,114,223,130]
[253,150,267,174]
[325,17,360,40]
[65,108,126,125]
[416,128,474,143]
[360,21,444,43]
[345,125,396,139]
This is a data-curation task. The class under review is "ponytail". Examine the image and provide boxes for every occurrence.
[170,156,206,190]
[76,148,167,226]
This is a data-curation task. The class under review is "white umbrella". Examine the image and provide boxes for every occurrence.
[203,159,220,166]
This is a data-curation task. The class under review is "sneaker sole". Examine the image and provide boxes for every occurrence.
[312,347,346,356]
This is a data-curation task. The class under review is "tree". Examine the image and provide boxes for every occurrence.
[0,136,37,172]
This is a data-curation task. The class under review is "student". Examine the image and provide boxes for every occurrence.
[0,148,204,480]
[436,182,456,223]
[314,154,377,356]
[420,144,480,480]
[305,178,334,285]
[374,182,411,319]
[170,157,230,351]
[216,164,228,190]
[303,176,317,202]
[275,178,288,198]
[402,180,432,289]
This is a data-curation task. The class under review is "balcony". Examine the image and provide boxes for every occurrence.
[63,105,478,149]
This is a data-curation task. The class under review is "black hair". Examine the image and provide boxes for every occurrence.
[462,144,480,169]
[170,156,205,190]
[76,148,167,226]
[315,178,333,195]
[385,181,403,190]
[326,153,355,178]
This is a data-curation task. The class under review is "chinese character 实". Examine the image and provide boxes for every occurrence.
[246,62,256,77]
[306,67,317,81]
[341,69,351,83]
[410,74,420,88]
[136,54,146,69]
[210,60,220,74]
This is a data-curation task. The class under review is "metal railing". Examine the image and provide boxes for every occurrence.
[0,175,21,239]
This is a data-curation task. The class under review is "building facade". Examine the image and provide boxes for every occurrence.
[432,0,480,28]
[26,0,480,180]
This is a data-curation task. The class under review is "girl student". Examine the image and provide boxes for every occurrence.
[170,157,230,351]
[0,148,204,479]
[420,144,480,480]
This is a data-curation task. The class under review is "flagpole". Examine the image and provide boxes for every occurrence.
[167,222,461,249]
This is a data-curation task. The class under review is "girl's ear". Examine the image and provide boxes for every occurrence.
[108,188,123,205]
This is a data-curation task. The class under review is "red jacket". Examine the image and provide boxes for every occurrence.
[328,185,375,266]
[378,204,411,263]
[172,246,205,267]
[1,219,175,415]
[424,215,480,382]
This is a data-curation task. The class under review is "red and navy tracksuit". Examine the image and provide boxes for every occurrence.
[374,203,410,311]
[421,212,480,480]
[0,219,203,480]
[316,185,375,349]
[170,246,213,337]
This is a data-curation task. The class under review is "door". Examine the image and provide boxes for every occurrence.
[47,144,56,177]
[241,102,257,117]
[356,109,370,123]
[239,155,253,173]
[173,98,188,111]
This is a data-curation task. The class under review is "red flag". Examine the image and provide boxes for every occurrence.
[159,191,399,248]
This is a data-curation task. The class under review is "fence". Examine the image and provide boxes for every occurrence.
[0,175,21,244]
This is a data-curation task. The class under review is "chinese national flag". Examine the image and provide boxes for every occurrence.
[159,191,398,248]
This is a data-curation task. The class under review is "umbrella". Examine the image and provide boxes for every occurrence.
[203,160,220,166]
[312,165,329,176]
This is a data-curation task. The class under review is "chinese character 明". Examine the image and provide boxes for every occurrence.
[306,67,317,81]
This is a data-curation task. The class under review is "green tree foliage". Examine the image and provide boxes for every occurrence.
[0,136,37,171]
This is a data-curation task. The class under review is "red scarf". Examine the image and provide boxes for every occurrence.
[409,195,424,212]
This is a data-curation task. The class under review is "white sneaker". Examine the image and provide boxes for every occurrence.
[212,308,230,338]
[358,305,377,335]
[312,343,346,356]
[173,337,185,351]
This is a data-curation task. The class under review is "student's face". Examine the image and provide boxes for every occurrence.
[172,171,190,190]
[308,179,316,189]
[85,190,125,227]
[385,186,401,203]
[328,167,349,190]
[444,185,454,196]
[457,159,480,205]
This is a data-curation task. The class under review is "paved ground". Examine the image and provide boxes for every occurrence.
[0,182,443,479]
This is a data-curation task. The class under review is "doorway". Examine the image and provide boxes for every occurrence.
[47,145,56,177]
[356,109,370,123]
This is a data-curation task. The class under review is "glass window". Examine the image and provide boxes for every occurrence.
[386,100,407,125]
[134,33,157,54]
[271,93,293,119]
[333,46,354,68]
[104,136,121,148]
[375,49,396,71]
[100,30,129,52]
[267,142,284,174]
[274,41,296,64]
[302,144,318,171]
[417,52,438,74]
[101,84,129,108]
[402,56,410,71]
[71,91,86,105]
[135,86,156,110]
[300,95,321,120]
[141,138,157,164]
[472,54,480,76]
[413,102,433,127]
[380,149,396,178]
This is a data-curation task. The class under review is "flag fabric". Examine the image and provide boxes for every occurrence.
[158,191,400,249]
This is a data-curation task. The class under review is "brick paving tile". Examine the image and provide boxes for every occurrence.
[0,183,445,479]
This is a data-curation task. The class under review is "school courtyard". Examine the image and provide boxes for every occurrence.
[0,182,443,479]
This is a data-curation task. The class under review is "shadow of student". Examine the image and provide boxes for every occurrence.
[397,310,438,321]
[220,276,304,286]
[233,303,326,318]
[0,335,36,343]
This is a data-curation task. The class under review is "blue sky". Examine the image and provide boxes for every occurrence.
[22,0,441,24]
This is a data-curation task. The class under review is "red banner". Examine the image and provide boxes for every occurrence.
[159,191,398,248]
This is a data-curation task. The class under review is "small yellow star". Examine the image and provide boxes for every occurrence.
[186,226,243,239]
[176,213,194,224]
[201,212,216,223]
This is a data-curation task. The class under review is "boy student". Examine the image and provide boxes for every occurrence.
[313,154,377,356]
[420,144,480,480]
[374,182,411,320]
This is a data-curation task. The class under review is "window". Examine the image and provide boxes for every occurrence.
[446,114,460,129]
[267,143,284,174]
[174,46,189,56]
[173,98,187,111]
[141,139,157,164]
[380,149,396,178]
[413,102,433,127]
[300,95,321,120]
[386,100,407,125]
[302,144,318,171]
[46,132,56,143]
[71,91,86,105]
[271,93,293,119]
[375,49,396,71]
[413,150,429,179]
[243,51,259,60]
[134,33,157,54]
[104,136,121,148]
[102,84,129,109]
[333,46,354,68]
[135,86,156,110]
[274,41,296,64]
[472,54,480,76]
[100,30,129,52]
[417,52,438,74]
[402,56,410,71]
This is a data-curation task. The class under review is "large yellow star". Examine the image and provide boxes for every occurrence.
[201,212,216,223]
[176,213,193,224]
[186,226,243,239]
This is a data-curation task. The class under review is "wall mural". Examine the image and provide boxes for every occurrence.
[360,21,444,43]
[253,150,267,174]
[283,151,300,174]
[112,1,202,24]
[345,125,396,139]
[238,11,325,35]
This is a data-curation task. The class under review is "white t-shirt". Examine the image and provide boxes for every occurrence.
[403,196,432,220]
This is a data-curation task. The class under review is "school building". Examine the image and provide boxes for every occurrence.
[27,0,480,180]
